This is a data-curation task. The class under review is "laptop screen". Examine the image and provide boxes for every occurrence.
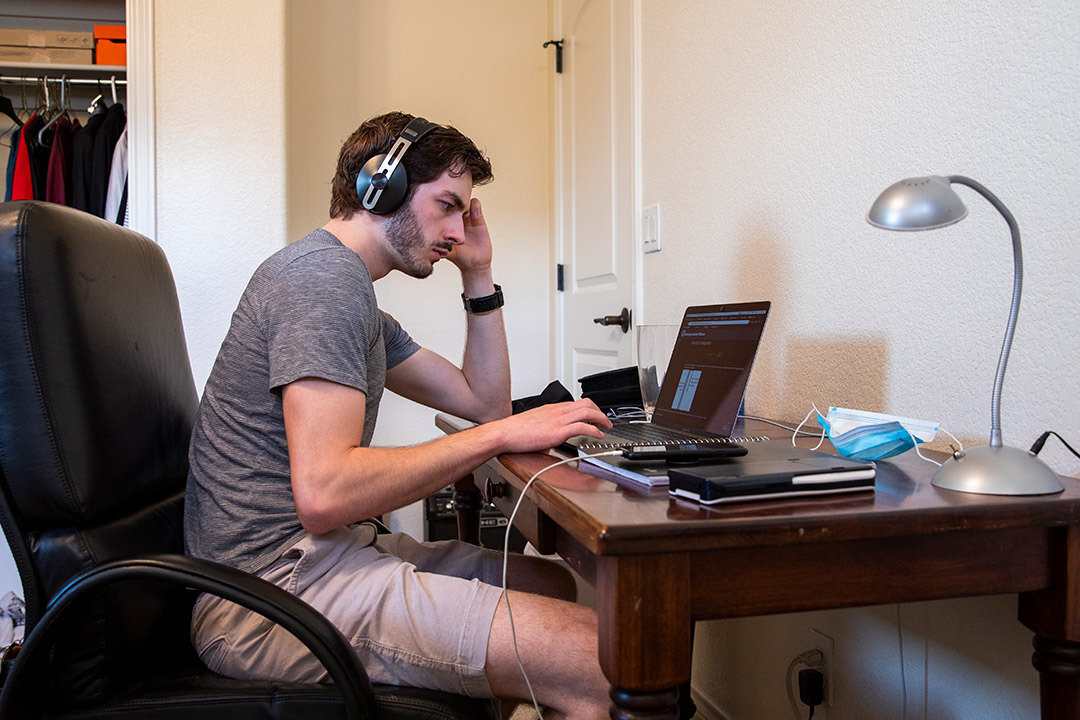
[651,301,771,437]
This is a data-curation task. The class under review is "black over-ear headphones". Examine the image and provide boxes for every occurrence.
[355,117,439,215]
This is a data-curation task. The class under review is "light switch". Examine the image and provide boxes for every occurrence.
[643,203,661,254]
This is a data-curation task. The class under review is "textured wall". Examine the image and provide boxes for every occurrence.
[155,0,289,390]
[641,0,1079,473]
[639,1,1079,717]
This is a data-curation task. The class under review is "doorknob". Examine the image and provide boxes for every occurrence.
[593,307,631,334]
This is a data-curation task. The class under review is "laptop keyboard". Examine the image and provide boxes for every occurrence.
[609,423,724,445]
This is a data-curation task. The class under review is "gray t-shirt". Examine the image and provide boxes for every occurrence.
[184,229,420,573]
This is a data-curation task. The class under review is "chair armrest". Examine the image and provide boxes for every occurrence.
[0,553,373,719]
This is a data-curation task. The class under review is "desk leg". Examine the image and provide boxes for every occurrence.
[452,475,483,546]
[597,554,691,720]
[1032,636,1080,720]
[1020,527,1080,719]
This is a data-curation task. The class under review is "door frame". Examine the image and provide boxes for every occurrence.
[126,0,156,240]
[551,0,645,388]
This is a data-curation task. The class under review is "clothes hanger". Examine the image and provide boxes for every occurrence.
[110,75,118,106]
[0,84,23,127]
[38,76,68,147]
[89,78,108,113]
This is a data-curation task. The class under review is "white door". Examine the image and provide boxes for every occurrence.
[553,0,639,397]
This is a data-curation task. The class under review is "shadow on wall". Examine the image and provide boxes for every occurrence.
[781,336,889,419]
[727,218,890,425]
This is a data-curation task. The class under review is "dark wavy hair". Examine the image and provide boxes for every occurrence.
[329,111,494,220]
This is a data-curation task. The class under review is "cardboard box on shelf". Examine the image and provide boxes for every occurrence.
[0,46,94,65]
[0,28,93,50]
[93,25,126,66]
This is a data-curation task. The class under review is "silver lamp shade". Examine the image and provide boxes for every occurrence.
[867,176,968,231]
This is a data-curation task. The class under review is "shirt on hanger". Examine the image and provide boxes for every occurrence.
[104,126,128,224]
[5,130,20,203]
[11,115,40,201]
[71,105,108,213]
[89,103,126,218]
[45,116,82,206]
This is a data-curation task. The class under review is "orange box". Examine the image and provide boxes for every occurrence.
[94,24,126,66]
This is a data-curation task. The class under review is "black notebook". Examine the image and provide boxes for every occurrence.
[667,444,876,505]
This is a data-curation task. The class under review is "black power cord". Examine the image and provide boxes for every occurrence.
[787,649,824,719]
[799,668,825,719]
[1030,431,1080,460]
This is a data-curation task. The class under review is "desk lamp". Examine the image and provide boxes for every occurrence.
[867,175,1062,495]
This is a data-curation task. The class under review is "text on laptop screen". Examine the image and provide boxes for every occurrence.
[651,302,770,437]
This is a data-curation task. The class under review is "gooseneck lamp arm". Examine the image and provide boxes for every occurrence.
[947,176,1020,449]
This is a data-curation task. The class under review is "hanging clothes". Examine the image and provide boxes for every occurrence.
[45,116,81,206]
[104,126,128,224]
[28,119,53,201]
[70,104,107,213]
[88,103,126,218]
[10,115,41,201]
[5,130,20,203]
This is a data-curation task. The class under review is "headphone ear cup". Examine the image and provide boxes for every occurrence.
[356,153,409,215]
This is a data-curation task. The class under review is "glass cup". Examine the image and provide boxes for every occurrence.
[635,324,681,421]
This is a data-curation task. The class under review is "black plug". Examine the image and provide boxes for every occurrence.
[1030,431,1051,455]
[799,667,825,717]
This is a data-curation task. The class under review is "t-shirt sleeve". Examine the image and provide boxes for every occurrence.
[261,253,378,394]
[381,310,420,369]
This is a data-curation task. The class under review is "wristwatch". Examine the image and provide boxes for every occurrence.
[461,284,504,314]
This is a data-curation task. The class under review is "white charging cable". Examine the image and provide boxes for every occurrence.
[500,450,622,719]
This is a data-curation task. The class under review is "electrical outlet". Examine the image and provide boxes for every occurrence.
[808,628,834,711]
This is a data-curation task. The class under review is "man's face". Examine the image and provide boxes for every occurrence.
[383,169,473,279]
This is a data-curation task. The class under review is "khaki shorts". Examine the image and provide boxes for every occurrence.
[190,525,505,698]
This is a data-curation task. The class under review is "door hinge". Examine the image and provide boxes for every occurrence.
[556,263,564,292]
[543,39,564,74]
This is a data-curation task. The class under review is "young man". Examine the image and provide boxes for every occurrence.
[184,112,613,719]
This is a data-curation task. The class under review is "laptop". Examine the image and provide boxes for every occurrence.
[566,300,771,453]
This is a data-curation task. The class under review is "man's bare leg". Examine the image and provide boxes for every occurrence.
[485,590,609,720]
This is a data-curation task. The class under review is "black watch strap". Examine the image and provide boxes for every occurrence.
[461,284,504,314]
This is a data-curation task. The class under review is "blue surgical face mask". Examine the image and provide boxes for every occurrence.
[815,407,939,462]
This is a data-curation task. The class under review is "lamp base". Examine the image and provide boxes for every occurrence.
[931,444,1064,496]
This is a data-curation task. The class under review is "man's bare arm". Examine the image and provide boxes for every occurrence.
[283,377,609,535]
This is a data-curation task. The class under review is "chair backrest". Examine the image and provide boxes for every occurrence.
[0,201,199,704]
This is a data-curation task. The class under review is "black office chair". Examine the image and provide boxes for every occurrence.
[0,201,499,719]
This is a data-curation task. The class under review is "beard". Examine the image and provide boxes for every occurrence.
[384,201,449,279]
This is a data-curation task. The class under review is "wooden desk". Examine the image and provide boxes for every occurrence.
[437,415,1080,719]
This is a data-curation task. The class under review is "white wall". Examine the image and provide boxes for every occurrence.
[639,1,1080,717]
[155,0,289,390]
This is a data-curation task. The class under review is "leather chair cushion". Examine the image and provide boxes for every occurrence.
[0,202,197,530]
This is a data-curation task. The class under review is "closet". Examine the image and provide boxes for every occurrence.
[1,0,128,222]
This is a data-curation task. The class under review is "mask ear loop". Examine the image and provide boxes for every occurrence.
[793,403,826,450]
[939,427,964,454]
[897,425,941,467]
[896,425,964,467]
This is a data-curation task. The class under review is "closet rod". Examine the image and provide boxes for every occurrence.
[0,76,127,87]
